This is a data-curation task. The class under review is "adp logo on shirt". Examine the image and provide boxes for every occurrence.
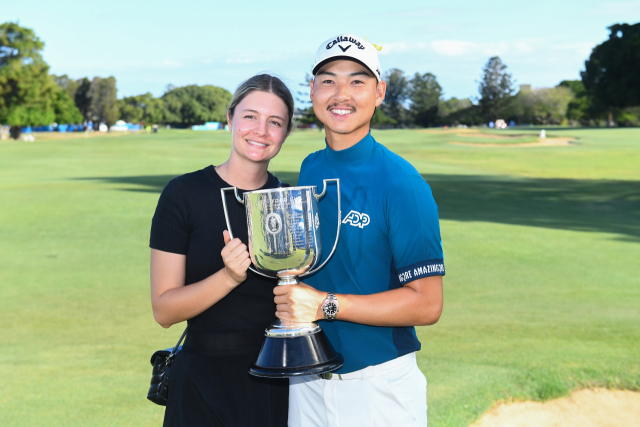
[342,210,370,228]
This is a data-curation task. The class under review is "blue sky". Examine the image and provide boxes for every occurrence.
[4,0,639,100]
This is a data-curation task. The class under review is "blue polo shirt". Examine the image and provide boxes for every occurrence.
[298,132,445,374]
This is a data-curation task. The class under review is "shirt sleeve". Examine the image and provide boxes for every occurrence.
[149,178,190,255]
[387,174,445,284]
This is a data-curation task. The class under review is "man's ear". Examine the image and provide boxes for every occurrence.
[309,78,315,101]
[226,110,232,132]
[375,81,386,107]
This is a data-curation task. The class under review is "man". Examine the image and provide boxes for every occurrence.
[274,34,445,427]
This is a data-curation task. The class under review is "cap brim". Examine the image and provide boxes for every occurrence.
[312,56,381,81]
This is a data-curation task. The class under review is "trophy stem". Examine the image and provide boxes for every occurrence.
[277,275,299,286]
[265,319,320,337]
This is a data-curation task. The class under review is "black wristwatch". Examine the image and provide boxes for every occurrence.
[321,293,339,320]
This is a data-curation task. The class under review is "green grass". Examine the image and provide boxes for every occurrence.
[1,127,639,426]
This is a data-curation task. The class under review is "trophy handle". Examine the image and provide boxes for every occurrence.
[302,179,341,277]
[220,187,275,279]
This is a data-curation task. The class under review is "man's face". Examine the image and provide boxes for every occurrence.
[310,60,386,136]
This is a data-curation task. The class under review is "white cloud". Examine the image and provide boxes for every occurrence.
[379,38,590,61]
[431,40,478,56]
[223,51,296,65]
[548,42,594,59]
[152,60,182,69]
[431,40,512,57]
[225,56,256,65]
[379,42,429,55]
[513,41,534,54]
[379,39,511,57]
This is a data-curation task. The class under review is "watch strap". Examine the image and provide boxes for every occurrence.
[322,293,339,320]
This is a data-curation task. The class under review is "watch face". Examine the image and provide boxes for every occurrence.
[325,302,338,316]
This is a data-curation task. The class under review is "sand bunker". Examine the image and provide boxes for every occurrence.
[450,137,575,147]
[470,388,640,427]
[454,132,533,140]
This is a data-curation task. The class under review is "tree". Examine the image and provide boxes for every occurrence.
[408,72,442,127]
[558,80,592,125]
[88,76,119,127]
[511,87,573,125]
[296,73,323,130]
[581,22,640,123]
[439,97,473,118]
[438,97,478,126]
[54,74,79,101]
[74,77,92,123]
[118,92,165,125]
[142,96,165,125]
[296,106,323,129]
[380,68,408,126]
[118,96,144,124]
[161,85,231,127]
[370,108,396,128]
[51,85,83,124]
[478,56,514,121]
[0,22,56,138]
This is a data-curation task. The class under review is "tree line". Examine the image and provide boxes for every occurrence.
[297,23,640,128]
[2,21,639,140]
[0,22,232,139]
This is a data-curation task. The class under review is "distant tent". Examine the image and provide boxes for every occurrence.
[110,120,141,132]
[192,122,223,131]
[110,120,129,131]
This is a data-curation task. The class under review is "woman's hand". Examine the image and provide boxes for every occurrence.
[274,282,326,323]
[221,230,252,286]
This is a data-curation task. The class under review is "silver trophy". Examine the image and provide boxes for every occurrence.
[221,179,344,377]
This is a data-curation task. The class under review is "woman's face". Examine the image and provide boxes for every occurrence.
[228,91,290,165]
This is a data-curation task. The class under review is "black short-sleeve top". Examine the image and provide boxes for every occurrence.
[150,165,286,334]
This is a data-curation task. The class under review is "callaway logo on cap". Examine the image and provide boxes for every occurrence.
[312,34,382,82]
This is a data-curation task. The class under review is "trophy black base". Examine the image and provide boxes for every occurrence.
[249,329,344,378]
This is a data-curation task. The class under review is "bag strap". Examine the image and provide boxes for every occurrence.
[166,324,190,364]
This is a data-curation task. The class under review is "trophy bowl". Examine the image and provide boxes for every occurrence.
[221,179,344,378]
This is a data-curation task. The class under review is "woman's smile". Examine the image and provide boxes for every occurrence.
[246,139,269,148]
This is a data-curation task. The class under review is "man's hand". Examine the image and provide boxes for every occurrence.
[274,282,326,323]
[221,230,251,286]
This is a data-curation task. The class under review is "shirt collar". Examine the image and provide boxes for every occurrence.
[324,132,375,165]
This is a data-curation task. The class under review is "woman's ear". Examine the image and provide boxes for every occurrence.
[226,110,232,132]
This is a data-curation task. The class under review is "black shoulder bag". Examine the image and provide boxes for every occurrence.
[147,325,190,406]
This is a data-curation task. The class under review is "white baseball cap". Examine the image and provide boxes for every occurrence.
[312,34,382,82]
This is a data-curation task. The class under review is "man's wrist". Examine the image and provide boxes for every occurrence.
[315,292,328,321]
[321,292,339,320]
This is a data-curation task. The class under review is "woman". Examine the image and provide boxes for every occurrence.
[149,74,294,427]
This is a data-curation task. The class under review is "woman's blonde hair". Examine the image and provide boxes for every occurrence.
[228,74,294,132]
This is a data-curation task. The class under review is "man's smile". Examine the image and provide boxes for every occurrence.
[328,104,356,117]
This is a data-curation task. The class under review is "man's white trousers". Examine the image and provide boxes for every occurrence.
[288,352,427,427]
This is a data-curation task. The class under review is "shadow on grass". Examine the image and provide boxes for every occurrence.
[81,172,640,241]
[79,175,178,193]
[423,174,640,242]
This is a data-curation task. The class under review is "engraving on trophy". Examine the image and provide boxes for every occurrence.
[265,212,282,235]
